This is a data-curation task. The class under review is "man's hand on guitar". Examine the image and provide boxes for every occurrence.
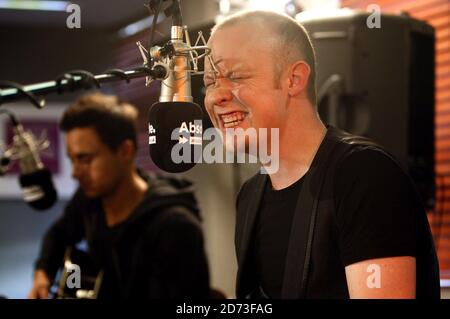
[28,269,51,299]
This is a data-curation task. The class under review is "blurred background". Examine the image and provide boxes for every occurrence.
[0,0,449,298]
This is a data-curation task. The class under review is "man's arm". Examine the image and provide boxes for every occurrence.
[345,256,416,298]
[334,149,423,299]
[29,191,85,298]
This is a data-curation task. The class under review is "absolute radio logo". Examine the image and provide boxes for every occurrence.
[149,120,280,174]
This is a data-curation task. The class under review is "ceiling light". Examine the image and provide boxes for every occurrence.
[0,0,69,12]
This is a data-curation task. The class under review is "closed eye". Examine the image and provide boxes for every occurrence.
[69,153,95,165]
[204,73,217,87]
[204,78,215,88]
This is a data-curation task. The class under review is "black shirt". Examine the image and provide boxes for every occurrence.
[254,176,304,298]
[252,149,417,298]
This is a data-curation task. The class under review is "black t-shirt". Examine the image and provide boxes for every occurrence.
[254,176,304,298]
[253,149,417,298]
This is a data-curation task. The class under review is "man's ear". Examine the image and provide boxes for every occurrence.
[287,61,311,97]
[117,140,135,161]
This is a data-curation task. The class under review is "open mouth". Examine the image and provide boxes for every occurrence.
[219,111,247,129]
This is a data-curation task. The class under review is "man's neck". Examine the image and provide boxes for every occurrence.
[267,108,326,190]
[102,169,148,227]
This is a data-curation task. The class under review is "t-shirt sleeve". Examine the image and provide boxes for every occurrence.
[334,148,419,267]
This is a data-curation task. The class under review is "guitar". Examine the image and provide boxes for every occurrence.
[51,246,103,299]
[51,247,227,299]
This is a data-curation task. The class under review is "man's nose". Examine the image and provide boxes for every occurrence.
[71,163,83,180]
[207,81,234,107]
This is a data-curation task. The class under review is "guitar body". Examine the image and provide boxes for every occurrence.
[52,246,103,299]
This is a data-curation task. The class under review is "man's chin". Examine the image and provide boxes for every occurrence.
[81,188,100,199]
[222,134,255,156]
[223,141,260,163]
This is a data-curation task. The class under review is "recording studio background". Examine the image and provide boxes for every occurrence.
[0,0,449,298]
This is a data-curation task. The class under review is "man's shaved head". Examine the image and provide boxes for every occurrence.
[211,10,317,105]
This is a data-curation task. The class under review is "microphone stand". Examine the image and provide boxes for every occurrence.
[0,66,167,109]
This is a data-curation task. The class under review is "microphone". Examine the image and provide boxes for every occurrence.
[146,0,204,173]
[0,110,57,210]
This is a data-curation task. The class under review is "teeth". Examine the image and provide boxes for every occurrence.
[220,112,245,128]
[224,120,243,128]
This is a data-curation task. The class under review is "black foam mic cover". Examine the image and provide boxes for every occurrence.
[19,168,57,210]
[148,101,203,173]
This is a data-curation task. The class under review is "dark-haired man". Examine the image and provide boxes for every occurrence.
[28,93,210,299]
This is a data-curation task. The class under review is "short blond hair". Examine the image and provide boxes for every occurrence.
[212,10,317,105]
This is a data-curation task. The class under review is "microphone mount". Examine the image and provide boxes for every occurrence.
[136,28,216,88]
[0,109,50,176]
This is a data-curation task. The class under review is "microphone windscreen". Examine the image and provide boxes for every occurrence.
[148,101,203,173]
[19,169,57,210]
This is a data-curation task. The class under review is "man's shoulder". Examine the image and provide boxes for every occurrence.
[332,146,422,213]
[336,146,407,181]
[131,188,202,236]
[144,171,195,196]
[158,205,201,227]
[140,205,203,246]
[328,126,403,173]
